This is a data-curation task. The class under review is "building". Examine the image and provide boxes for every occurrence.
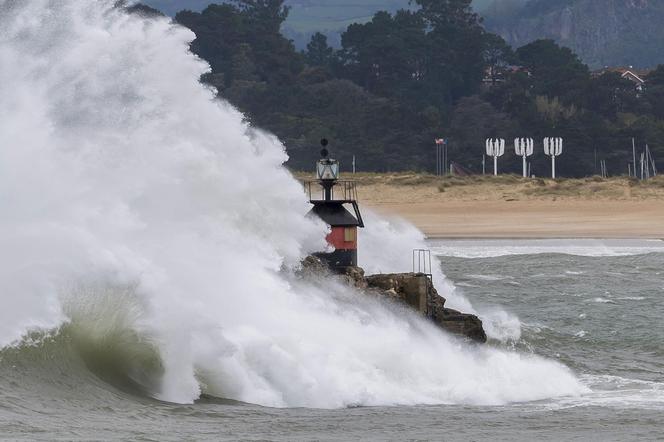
[592,66,651,92]
[482,65,531,88]
[305,140,364,270]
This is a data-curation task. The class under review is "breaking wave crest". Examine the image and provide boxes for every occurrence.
[0,0,586,408]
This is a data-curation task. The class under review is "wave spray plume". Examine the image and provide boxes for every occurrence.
[0,0,586,407]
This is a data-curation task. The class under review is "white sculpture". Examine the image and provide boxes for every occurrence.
[544,137,563,178]
[514,138,534,177]
[485,138,505,176]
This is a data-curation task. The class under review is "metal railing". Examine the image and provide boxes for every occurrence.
[303,180,359,202]
[412,249,432,275]
[413,249,433,317]
[303,180,364,227]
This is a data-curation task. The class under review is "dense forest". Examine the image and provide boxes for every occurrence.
[141,0,664,176]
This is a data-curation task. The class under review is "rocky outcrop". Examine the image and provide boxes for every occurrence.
[365,273,430,314]
[364,272,487,343]
[428,303,487,344]
[299,257,487,342]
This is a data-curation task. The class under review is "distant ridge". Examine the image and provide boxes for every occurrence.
[483,0,664,68]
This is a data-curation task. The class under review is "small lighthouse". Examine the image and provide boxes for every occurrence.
[306,139,364,270]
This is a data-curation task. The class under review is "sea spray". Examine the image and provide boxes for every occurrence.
[0,0,586,407]
[360,210,522,342]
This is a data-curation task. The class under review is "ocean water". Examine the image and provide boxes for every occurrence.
[3,239,664,441]
[1,1,663,440]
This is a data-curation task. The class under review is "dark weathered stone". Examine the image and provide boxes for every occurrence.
[298,255,329,277]
[366,273,432,314]
[342,266,368,289]
[366,272,486,343]
[299,256,487,343]
[429,307,487,343]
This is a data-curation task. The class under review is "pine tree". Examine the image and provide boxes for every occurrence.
[305,33,334,67]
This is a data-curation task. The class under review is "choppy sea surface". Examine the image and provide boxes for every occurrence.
[2,239,663,441]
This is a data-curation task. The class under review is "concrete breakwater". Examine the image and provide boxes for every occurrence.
[301,257,487,343]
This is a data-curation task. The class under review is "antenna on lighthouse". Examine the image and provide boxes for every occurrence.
[485,138,505,175]
[544,137,563,178]
[320,138,329,158]
[514,138,534,177]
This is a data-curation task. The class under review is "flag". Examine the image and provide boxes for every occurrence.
[435,138,446,145]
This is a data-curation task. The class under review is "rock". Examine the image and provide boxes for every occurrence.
[384,288,399,299]
[488,0,662,68]
[298,256,487,343]
[366,272,486,343]
[430,307,487,344]
[298,257,367,289]
[302,255,329,273]
[341,266,367,289]
[298,255,329,277]
[366,273,432,315]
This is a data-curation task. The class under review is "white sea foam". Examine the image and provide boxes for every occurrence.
[0,0,586,408]
[546,375,664,411]
[466,274,514,282]
[592,298,616,304]
[430,239,664,259]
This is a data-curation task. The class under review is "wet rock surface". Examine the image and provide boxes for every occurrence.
[364,271,487,343]
[302,259,487,343]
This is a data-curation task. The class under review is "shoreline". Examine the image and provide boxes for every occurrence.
[368,200,664,239]
[333,173,664,240]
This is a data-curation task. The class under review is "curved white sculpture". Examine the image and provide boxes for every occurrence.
[514,138,534,177]
[544,137,563,178]
[485,138,505,176]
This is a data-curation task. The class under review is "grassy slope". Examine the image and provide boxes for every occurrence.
[294,172,664,202]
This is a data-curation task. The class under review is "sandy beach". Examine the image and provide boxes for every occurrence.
[345,174,664,239]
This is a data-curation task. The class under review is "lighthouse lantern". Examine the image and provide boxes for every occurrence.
[316,159,339,181]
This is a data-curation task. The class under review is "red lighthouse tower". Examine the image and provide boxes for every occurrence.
[306,140,364,270]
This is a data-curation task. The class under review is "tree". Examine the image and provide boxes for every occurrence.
[450,96,516,172]
[583,72,639,119]
[169,0,664,175]
[305,32,334,67]
[412,0,481,28]
[340,10,427,100]
[647,65,664,87]
[644,66,664,119]
[515,39,589,100]
[176,2,301,87]
[176,4,243,80]
[230,43,259,82]
[125,3,165,17]
[415,0,487,103]
[230,0,289,34]
[482,33,514,85]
